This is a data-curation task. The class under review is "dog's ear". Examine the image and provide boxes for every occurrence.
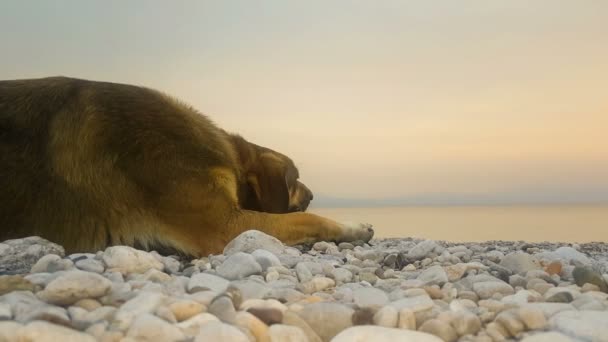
[247,154,289,213]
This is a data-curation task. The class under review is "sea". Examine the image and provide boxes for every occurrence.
[310,205,608,243]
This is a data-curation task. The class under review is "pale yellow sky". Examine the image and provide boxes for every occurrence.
[1,1,607,203]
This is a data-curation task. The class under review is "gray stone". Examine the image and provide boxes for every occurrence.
[0,236,65,275]
[473,281,515,299]
[389,294,434,312]
[550,310,608,342]
[74,258,105,274]
[546,291,574,303]
[500,252,541,274]
[418,265,449,286]
[229,280,270,302]
[521,332,574,342]
[223,230,285,256]
[408,240,443,261]
[208,295,237,324]
[36,270,112,305]
[332,268,353,284]
[573,266,608,292]
[216,252,262,280]
[538,246,591,266]
[113,291,166,330]
[251,249,281,271]
[353,287,389,308]
[188,273,230,293]
[295,262,313,282]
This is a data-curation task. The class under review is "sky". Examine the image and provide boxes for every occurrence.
[1,1,607,205]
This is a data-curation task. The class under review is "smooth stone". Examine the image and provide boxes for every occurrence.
[19,321,96,342]
[20,304,70,326]
[550,310,608,341]
[331,268,353,284]
[161,256,182,274]
[473,281,515,299]
[102,246,163,274]
[248,307,283,325]
[450,311,481,336]
[537,247,591,266]
[223,230,285,256]
[496,310,525,337]
[500,252,541,274]
[419,319,458,342]
[0,275,35,295]
[251,249,281,271]
[313,241,332,252]
[0,321,22,341]
[0,236,65,275]
[295,262,313,282]
[517,307,547,330]
[338,242,354,250]
[353,287,389,308]
[297,277,335,294]
[30,254,62,273]
[235,311,269,342]
[520,332,575,342]
[418,265,449,286]
[358,272,378,284]
[407,240,443,261]
[572,266,608,293]
[169,299,205,322]
[0,303,11,320]
[216,252,263,280]
[297,302,354,341]
[113,291,166,330]
[373,306,398,328]
[546,292,574,303]
[283,310,322,342]
[208,295,237,324]
[519,303,575,318]
[332,325,444,342]
[398,308,416,330]
[176,313,220,337]
[36,270,112,305]
[389,294,434,312]
[194,321,249,342]
[126,313,185,341]
[269,324,308,342]
[188,273,230,293]
[74,258,105,273]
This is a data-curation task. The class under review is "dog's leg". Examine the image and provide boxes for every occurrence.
[225,210,374,247]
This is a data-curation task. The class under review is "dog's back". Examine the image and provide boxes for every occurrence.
[0,77,237,252]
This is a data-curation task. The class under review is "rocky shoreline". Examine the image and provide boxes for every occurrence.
[1,232,608,341]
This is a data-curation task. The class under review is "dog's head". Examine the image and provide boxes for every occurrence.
[230,134,313,213]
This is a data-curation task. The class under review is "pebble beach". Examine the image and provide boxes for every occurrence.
[1,231,608,342]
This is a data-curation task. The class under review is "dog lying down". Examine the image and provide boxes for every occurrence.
[0,77,373,256]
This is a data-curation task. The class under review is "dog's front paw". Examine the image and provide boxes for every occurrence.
[338,222,374,243]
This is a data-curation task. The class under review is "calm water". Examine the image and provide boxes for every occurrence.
[310,205,608,243]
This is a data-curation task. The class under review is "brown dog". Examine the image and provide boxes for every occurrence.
[0,77,373,256]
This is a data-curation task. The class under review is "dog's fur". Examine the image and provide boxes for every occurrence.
[0,77,373,256]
